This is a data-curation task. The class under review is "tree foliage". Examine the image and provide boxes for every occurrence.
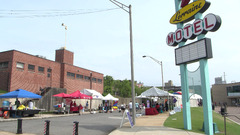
[104,75,148,98]
[103,75,114,96]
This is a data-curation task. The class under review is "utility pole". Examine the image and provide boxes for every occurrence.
[109,0,136,125]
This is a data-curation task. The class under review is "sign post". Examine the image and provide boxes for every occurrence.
[167,0,222,134]
[195,10,214,135]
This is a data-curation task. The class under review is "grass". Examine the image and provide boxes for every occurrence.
[164,107,240,135]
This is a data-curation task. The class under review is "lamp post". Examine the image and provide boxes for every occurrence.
[62,23,67,49]
[110,0,136,125]
[90,72,92,113]
[142,55,169,110]
[90,72,92,89]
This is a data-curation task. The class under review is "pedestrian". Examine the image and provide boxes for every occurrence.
[109,103,112,113]
[120,103,125,115]
[86,101,89,110]
[15,98,20,108]
[135,102,139,111]
[28,100,33,109]
[105,103,108,113]
[79,104,83,115]
[129,101,133,115]
[165,101,168,111]
[156,103,160,113]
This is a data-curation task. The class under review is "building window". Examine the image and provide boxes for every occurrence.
[47,68,52,73]
[92,78,97,82]
[227,85,240,96]
[84,76,90,81]
[98,79,102,84]
[67,72,75,79]
[232,85,240,93]
[16,62,24,69]
[28,64,35,71]
[38,66,44,73]
[47,73,51,78]
[0,62,8,69]
[76,74,83,79]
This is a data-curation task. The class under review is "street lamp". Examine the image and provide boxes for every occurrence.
[110,0,136,125]
[142,55,170,110]
[62,23,67,49]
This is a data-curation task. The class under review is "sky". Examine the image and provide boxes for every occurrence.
[1,0,240,87]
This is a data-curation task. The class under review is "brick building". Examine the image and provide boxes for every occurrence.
[0,48,104,94]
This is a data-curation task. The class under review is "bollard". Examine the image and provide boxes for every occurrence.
[44,120,50,135]
[16,118,23,134]
[73,121,79,135]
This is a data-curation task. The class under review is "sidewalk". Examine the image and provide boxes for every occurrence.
[109,113,204,135]
[0,112,204,135]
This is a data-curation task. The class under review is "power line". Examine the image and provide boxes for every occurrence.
[0,8,120,18]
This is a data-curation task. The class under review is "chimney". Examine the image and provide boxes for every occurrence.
[55,48,74,65]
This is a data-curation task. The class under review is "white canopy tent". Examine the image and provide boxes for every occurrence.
[80,89,104,112]
[172,93,202,107]
[102,93,119,101]
[172,93,202,100]
[80,89,103,100]
[140,87,170,97]
[189,93,202,100]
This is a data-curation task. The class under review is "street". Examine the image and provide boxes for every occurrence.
[0,111,126,135]
[214,106,240,124]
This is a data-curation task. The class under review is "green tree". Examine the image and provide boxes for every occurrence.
[113,80,121,96]
[103,75,114,96]
[119,79,131,97]
[103,75,151,98]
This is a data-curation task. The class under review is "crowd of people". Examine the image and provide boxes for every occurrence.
[55,99,170,116]
[119,101,145,115]
[98,103,113,113]
[118,100,170,115]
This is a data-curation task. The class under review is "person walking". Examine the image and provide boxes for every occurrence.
[120,103,126,115]
[129,101,133,116]
[86,101,89,110]
[28,100,33,109]
[79,104,83,115]
[15,98,20,108]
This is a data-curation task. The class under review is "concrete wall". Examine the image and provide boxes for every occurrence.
[36,87,66,112]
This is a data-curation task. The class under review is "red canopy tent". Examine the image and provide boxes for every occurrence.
[53,93,71,98]
[69,91,92,99]
[68,91,92,112]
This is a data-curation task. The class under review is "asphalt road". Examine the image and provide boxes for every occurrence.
[0,111,126,135]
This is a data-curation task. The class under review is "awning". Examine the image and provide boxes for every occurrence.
[53,93,71,98]
[80,89,103,99]
[0,89,41,99]
[69,90,92,99]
